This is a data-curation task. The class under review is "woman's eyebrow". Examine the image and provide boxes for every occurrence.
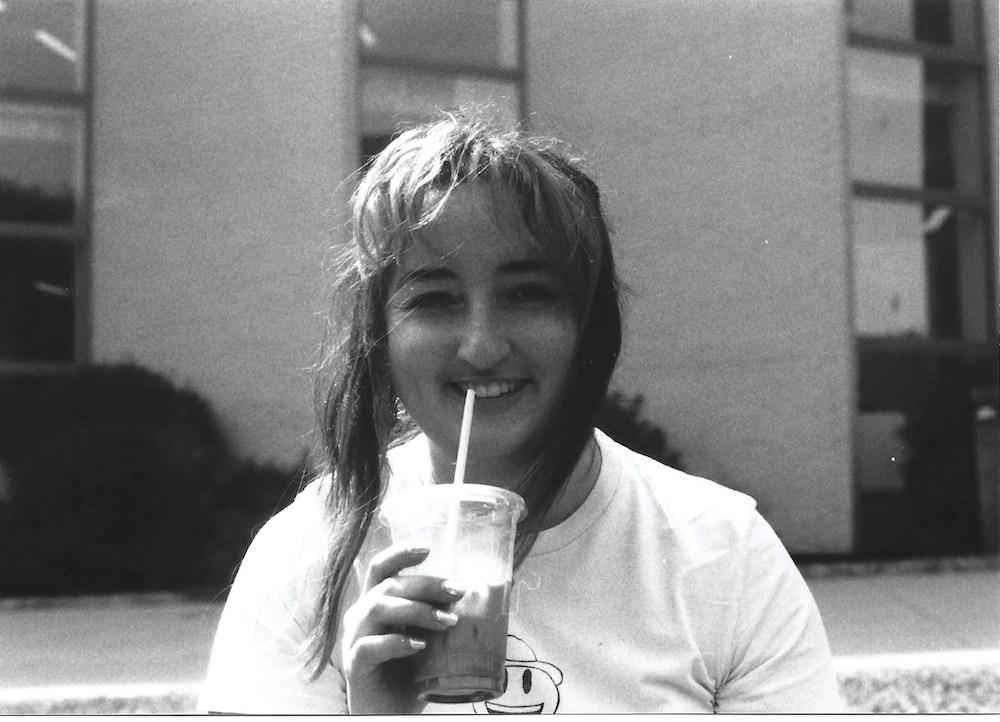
[498,258,554,275]
[394,266,456,286]
[395,258,554,287]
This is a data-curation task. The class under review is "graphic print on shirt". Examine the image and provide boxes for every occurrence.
[472,635,562,714]
[510,569,541,614]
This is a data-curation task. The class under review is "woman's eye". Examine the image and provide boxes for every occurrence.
[507,283,560,304]
[405,291,459,310]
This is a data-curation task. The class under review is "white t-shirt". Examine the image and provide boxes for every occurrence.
[199,430,843,713]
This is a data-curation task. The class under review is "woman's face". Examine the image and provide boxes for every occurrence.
[385,183,579,481]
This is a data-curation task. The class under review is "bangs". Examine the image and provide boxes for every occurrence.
[350,119,605,313]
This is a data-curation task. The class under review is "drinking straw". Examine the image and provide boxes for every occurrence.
[443,389,475,575]
[452,388,476,485]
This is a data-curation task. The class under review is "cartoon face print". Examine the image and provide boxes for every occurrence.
[473,635,563,714]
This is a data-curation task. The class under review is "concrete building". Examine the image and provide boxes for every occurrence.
[2,0,996,556]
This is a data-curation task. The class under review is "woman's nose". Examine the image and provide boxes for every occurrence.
[457,304,511,369]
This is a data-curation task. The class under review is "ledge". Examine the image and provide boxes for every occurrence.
[796,553,1000,579]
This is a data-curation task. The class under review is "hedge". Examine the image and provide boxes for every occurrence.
[0,365,683,597]
[0,364,300,597]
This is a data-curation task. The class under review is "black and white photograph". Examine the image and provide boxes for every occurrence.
[0,0,997,714]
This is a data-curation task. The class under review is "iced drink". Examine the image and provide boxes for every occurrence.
[413,579,510,701]
[379,484,525,703]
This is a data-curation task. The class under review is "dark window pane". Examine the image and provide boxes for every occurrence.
[361,0,519,70]
[858,349,997,414]
[0,238,75,362]
[0,104,82,225]
[858,349,937,412]
[924,60,984,195]
[914,0,952,44]
[923,102,955,189]
[0,0,87,93]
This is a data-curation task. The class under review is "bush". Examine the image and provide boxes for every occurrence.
[596,389,684,471]
[0,364,301,597]
[0,366,686,597]
[197,458,303,596]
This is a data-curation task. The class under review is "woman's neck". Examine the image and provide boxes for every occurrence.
[540,435,601,529]
[426,433,602,530]
[427,443,532,489]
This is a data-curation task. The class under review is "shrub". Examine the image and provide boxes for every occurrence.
[596,389,684,471]
[196,458,304,596]
[0,366,687,597]
[1,423,222,594]
[0,363,300,597]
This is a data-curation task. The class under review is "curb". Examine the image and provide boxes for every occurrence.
[2,556,995,608]
[3,557,996,609]
[796,554,1000,579]
[833,648,1000,673]
[0,591,191,611]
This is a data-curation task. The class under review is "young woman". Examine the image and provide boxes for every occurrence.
[199,113,843,714]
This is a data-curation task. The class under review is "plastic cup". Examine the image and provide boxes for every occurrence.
[379,483,525,703]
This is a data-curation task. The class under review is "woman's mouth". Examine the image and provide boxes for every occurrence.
[456,379,526,399]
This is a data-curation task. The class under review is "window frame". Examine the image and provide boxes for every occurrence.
[847,2,997,353]
[847,31,984,67]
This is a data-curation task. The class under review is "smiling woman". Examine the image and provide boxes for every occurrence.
[385,184,579,484]
[199,110,843,714]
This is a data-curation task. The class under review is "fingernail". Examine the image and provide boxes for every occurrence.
[408,636,427,650]
[442,580,466,597]
[434,610,459,627]
[406,546,430,556]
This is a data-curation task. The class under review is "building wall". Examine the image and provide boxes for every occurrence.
[89,0,862,552]
[91,0,358,465]
[526,0,854,552]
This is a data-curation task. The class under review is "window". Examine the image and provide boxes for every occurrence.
[846,0,997,554]
[359,0,523,161]
[0,0,90,364]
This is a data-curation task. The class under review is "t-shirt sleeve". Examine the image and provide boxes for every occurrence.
[197,498,348,714]
[713,511,844,713]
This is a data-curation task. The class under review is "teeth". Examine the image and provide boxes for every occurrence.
[464,380,520,398]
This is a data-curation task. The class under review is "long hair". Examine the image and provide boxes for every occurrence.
[306,111,622,678]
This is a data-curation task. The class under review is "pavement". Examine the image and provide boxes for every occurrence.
[1,558,998,713]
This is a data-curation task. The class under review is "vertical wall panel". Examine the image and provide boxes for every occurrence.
[92,0,359,465]
[526,0,854,552]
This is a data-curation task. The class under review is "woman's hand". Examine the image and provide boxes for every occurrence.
[341,544,465,713]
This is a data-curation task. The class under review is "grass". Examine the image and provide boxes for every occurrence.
[839,666,1000,713]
